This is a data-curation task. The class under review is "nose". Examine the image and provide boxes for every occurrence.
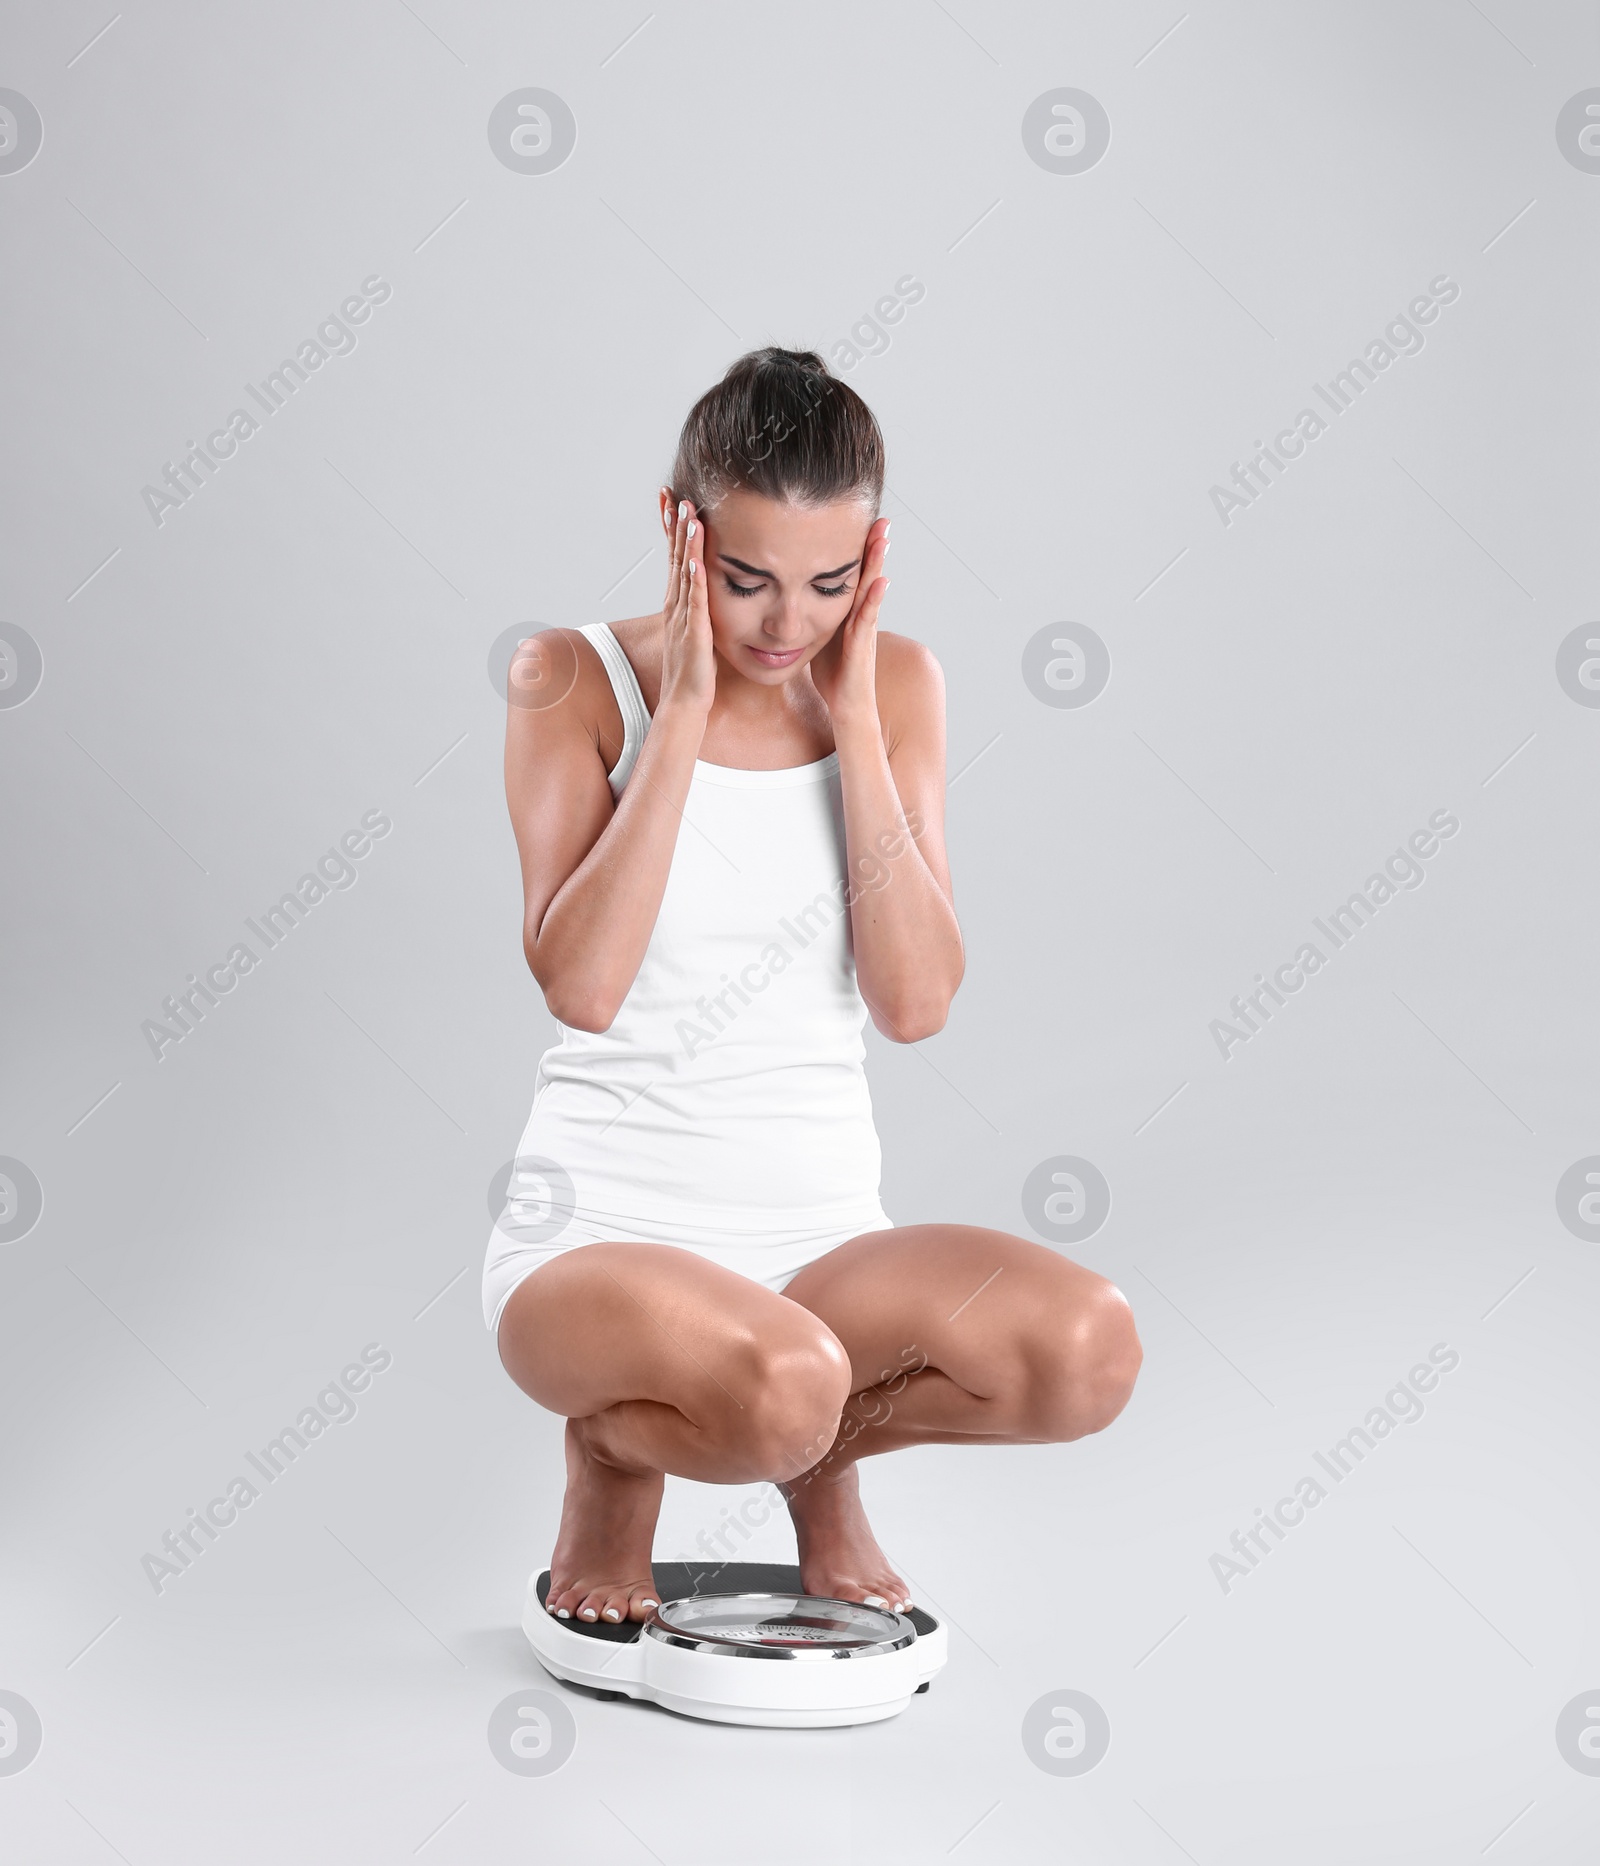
[759,592,807,644]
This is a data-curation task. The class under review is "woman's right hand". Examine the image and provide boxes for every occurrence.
[657,491,716,719]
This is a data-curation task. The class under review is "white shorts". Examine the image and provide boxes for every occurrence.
[482,1202,896,1338]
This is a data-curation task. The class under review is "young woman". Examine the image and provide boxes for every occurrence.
[485,348,1143,1627]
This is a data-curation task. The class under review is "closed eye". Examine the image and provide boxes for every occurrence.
[721,576,854,599]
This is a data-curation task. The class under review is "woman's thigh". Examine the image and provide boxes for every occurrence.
[779,1223,1142,1433]
[497,1240,850,1427]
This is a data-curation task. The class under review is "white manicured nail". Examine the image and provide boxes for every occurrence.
[556,1608,570,1619]
[603,1607,621,1621]
[678,501,687,518]
[641,1598,659,1609]
[580,1608,598,1619]
[686,521,696,538]
[862,1594,887,1608]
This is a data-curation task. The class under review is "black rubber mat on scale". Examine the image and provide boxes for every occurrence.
[535,1560,936,1643]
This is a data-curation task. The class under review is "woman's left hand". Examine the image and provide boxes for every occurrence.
[809,517,890,729]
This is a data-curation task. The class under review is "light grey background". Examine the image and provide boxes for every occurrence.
[3,1,1597,1859]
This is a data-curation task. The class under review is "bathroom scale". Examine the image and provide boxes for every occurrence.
[522,1559,947,1728]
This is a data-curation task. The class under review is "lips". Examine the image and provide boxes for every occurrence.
[746,644,804,667]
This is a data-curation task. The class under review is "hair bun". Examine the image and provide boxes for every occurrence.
[735,346,830,379]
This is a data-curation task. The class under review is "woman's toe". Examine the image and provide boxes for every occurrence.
[545,1582,574,1618]
[631,1586,661,1621]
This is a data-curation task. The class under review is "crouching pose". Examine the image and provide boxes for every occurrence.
[485,347,1143,1624]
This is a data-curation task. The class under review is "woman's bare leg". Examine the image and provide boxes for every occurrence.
[496,1228,1142,1623]
[775,1224,1143,1607]
[496,1240,853,1625]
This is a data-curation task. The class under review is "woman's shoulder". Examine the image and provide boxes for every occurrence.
[872,631,944,758]
[874,629,945,749]
[517,616,660,690]
[875,628,943,682]
[507,621,648,770]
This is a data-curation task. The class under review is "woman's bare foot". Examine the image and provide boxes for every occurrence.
[780,1462,912,1613]
[543,1414,664,1625]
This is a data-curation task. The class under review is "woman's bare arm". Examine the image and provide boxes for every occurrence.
[835,632,963,1042]
[506,501,715,1031]
[809,518,963,1042]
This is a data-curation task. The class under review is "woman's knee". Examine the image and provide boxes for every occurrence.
[1019,1275,1144,1442]
[714,1324,853,1480]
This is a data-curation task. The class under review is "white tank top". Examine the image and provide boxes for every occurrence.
[514,622,886,1228]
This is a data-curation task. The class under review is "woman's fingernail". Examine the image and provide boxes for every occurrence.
[678,501,687,518]
[689,559,697,576]
[687,521,696,538]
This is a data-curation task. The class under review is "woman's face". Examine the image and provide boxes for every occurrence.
[690,488,875,680]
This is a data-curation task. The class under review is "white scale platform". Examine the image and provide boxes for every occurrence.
[522,1560,948,1728]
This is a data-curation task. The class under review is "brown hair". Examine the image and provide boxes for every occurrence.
[667,347,884,517]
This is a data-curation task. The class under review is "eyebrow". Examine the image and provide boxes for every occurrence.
[718,554,859,581]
